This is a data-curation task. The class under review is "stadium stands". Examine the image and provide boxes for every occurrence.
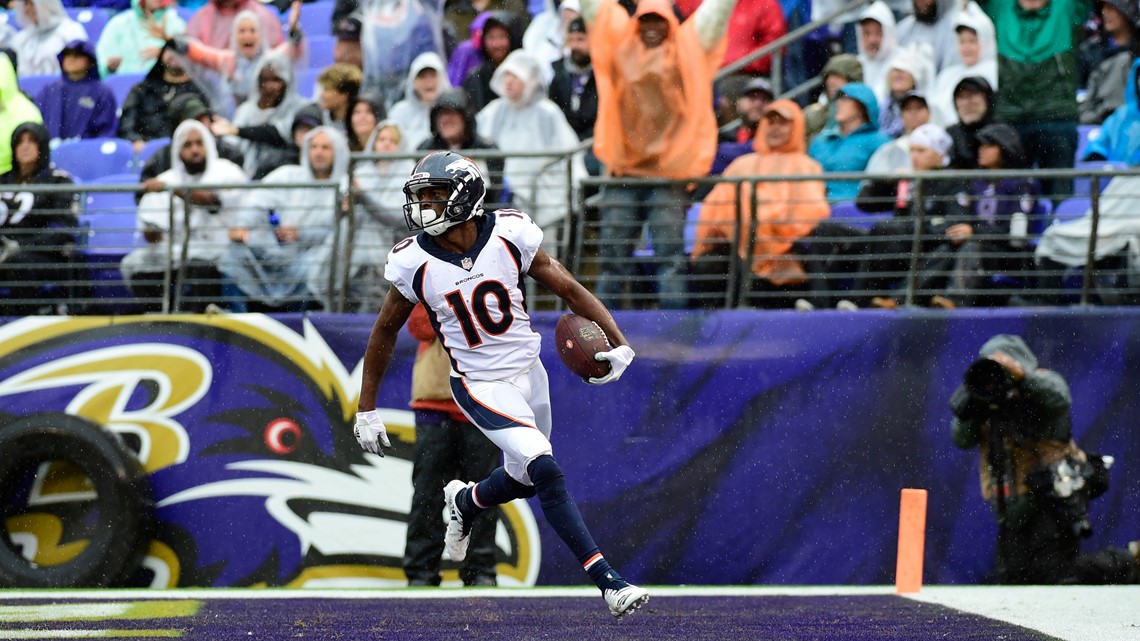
[66,7,111,43]
[828,200,890,230]
[17,74,54,100]
[1053,197,1090,226]
[53,138,136,182]
[1076,125,1099,164]
[305,35,336,71]
[294,0,334,38]
[295,67,320,99]
[82,174,140,244]
[78,173,143,309]
[104,73,144,112]
[136,137,171,170]
[1073,160,1125,197]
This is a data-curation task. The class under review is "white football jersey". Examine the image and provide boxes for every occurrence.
[385,210,544,381]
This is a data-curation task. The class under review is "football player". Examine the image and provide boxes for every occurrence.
[355,151,648,617]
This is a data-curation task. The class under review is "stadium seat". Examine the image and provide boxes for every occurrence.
[175,5,196,23]
[683,202,701,254]
[1076,125,1099,163]
[79,174,147,311]
[104,72,144,110]
[53,138,137,182]
[828,200,890,230]
[294,0,334,37]
[1072,160,1124,197]
[66,8,111,43]
[305,35,336,71]
[1052,197,1090,226]
[17,74,54,100]
[295,67,320,99]
[81,173,144,257]
[136,137,171,170]
[1029,197,1052,237]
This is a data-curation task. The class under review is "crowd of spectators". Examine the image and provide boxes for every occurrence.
[0,0,1136,314]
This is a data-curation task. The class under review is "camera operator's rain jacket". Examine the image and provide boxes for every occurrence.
[949,334,1079,527]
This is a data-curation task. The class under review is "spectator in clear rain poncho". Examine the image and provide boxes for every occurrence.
[523,0,580,83]
[220,126,347,311]
[10,0,88,76]
[185,0,284,51]
[930,2,998,126]
[476,48,584,238]
[121,119,249,312]
[161,1,307,110]
[308,121,415,312]
[360,0,447,107]
[896,0,963,72]
[210,50,308,179]
[97,0,187,77]
[856,1,897,104]
[386,51,451,151]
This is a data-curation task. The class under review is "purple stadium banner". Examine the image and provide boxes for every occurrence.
[0,310,1136,587]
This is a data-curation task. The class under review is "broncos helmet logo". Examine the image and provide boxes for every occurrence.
[0,315,540,587]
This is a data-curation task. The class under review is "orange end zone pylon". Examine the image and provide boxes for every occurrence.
[895,488,927,594]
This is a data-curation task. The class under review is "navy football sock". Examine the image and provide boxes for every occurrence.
[527,455,625,591]
[459,467,536,517]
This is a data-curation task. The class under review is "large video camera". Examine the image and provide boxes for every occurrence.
[950,357,1020,423]
[964,357,1017,408]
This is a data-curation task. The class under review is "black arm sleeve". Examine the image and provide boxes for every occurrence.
[237,124,291,148]
[855,179,897,213]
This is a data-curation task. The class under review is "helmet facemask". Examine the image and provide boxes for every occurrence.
[403,180,464,236]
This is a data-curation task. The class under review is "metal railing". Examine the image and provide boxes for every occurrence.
[575,166,1140,310]
[1,162,1136,315]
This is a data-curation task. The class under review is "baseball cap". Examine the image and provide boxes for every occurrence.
[169,93,211,122]
[909,123,952,165]
[333,17,361,41]
[953,76,992,98]
[899,91,928,109]
[742,77,774,99]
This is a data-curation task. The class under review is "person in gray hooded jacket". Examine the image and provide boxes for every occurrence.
[220,126,346,311]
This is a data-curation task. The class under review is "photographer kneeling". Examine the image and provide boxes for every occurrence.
[950,334,1140,584]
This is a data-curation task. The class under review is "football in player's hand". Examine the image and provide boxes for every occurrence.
[554,314,612,381]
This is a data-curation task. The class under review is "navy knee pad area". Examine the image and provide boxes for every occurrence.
[528,455,569,509]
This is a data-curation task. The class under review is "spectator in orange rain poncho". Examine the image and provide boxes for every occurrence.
[691,100,830,309]
[581,0,735,309]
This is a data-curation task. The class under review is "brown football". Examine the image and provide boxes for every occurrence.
[554,314,612,381]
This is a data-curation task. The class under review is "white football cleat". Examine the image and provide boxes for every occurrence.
[444,480,475,562]
[603,583,649,619]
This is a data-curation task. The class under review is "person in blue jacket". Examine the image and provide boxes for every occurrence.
[33,40,119,144]
[808,81,891,202]
[1082,57,1140,165]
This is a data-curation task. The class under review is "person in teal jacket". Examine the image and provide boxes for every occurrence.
[96,0,187,77]
[978,0,1090,199]
[0,55,44,174]
[808,81,891,202]
[1082,58,1140,165]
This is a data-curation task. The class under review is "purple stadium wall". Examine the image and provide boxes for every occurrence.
[0,310,1136,587]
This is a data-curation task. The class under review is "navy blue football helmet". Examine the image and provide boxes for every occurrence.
[402,151,487,236]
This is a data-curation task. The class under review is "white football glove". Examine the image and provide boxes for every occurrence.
[588,345,636,385]
[354,410,391,456]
